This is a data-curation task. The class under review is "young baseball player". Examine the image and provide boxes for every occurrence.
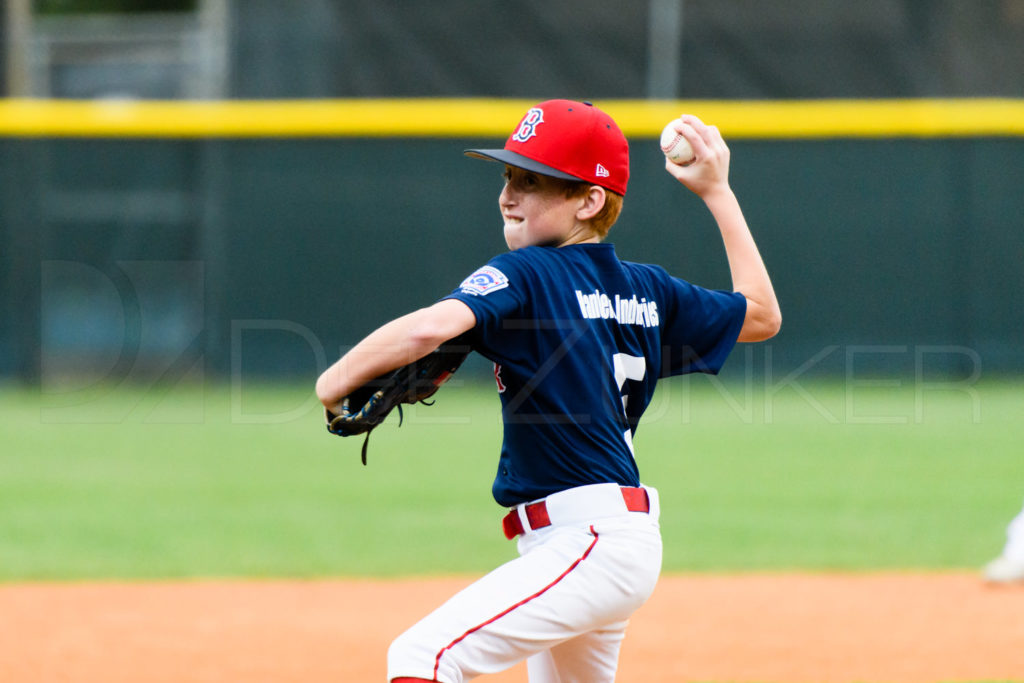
[316,100,781,682]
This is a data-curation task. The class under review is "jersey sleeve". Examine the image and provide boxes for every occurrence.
[441,254,527,343]
[659,275,747,377]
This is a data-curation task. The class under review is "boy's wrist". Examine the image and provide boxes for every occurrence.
[700,184,737,211]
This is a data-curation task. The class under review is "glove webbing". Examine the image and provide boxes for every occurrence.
[356,403,409,465]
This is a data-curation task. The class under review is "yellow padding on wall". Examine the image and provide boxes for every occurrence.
[0,98,1022,138]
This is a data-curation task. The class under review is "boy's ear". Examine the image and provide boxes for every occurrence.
[576,185,607,221]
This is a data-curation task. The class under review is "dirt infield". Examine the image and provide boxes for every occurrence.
[1,573,1022,682]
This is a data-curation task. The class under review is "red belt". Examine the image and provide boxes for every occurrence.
[501,486,650,540]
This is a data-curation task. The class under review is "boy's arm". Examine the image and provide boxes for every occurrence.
[315,298,477,413]
[663,115,782,342]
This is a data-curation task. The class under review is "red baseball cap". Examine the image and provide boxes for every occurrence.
[465,99,630,195]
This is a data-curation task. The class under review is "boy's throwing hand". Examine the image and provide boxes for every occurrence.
[663,114,732,199]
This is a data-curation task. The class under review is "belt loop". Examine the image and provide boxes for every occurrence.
[516,504,531,533]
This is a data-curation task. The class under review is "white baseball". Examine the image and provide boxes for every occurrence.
[660,122,696,166]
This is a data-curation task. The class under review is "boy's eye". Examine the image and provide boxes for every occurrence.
[502,168,542,191]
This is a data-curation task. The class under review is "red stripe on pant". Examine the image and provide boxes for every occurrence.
[432,527,601,681]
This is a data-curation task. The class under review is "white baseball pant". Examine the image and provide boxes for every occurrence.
[387,483,663,683]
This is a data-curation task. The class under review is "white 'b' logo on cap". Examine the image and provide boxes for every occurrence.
[512,108,544,142]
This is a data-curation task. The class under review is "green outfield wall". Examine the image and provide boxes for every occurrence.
[1,99,1022,384]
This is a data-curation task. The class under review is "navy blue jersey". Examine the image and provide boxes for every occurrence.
[445,243,746,507]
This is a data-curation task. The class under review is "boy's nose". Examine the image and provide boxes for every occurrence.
[499,185,515,205]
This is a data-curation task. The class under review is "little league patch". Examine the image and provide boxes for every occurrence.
[458,265,510,296]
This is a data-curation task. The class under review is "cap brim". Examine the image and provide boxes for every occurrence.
[464,149,583,183]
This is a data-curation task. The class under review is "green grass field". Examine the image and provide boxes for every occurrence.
[1,377,1021,580]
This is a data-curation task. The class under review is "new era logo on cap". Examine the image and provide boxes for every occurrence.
[464,100,630,195]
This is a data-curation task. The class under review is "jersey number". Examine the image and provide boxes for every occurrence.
[612,353,646,456]
[493,363,506,393]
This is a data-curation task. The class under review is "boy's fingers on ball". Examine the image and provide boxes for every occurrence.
[706,124,726,146]
[680,113,709,134]
[660,121,697,166]
[679,122,711,158]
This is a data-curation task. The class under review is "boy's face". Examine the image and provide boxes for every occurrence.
[499,166,591,250]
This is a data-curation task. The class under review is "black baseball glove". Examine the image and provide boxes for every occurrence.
[324,334,472,464]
